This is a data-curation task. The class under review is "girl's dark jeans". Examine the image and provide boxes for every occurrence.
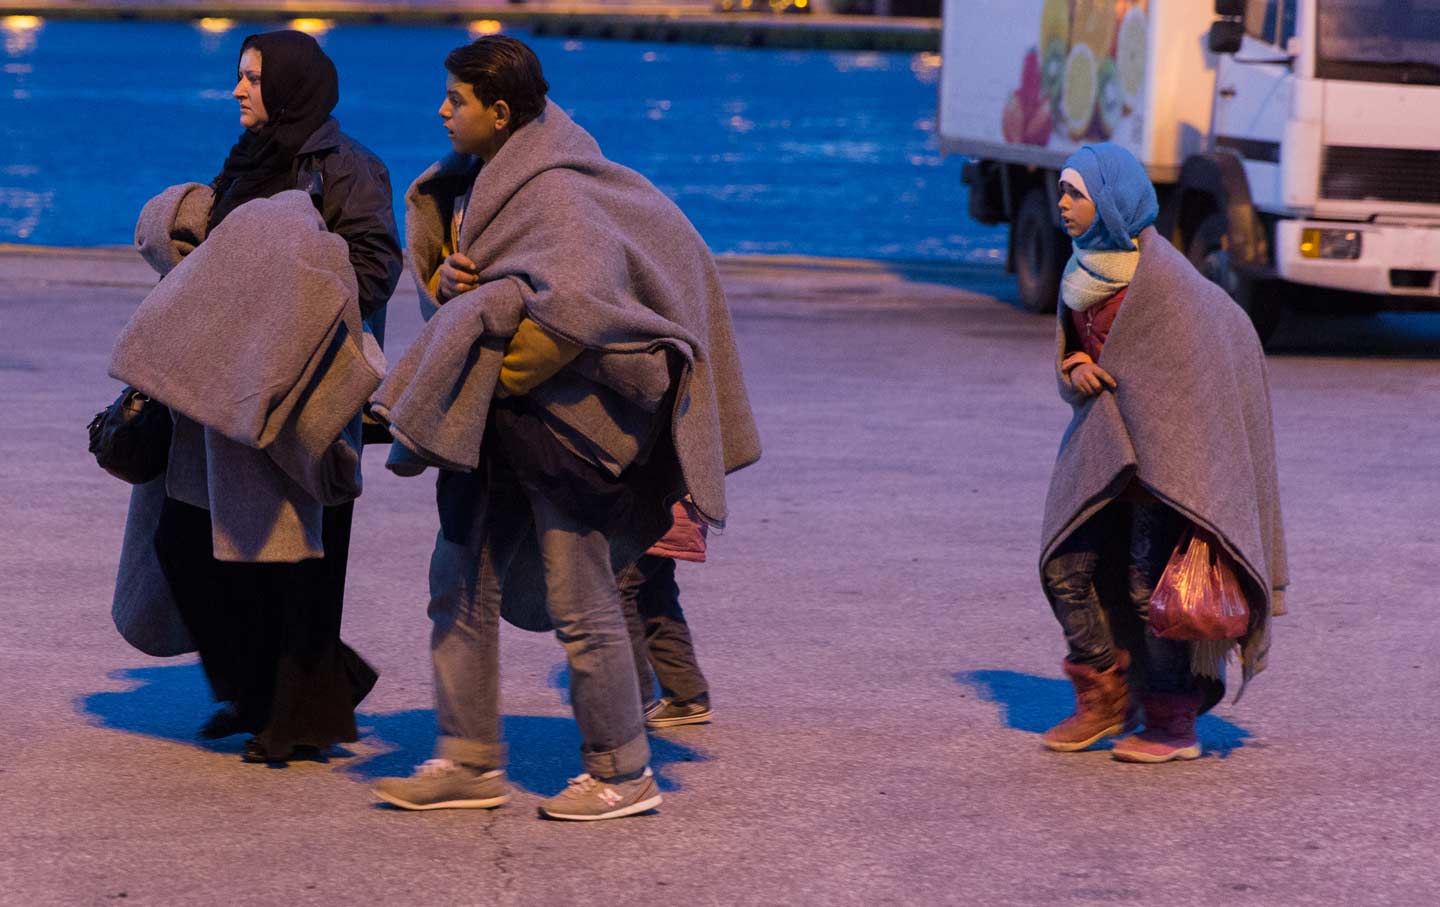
[617,555,710,706]
[1041,499,1195,695]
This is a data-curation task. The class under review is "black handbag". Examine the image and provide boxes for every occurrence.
[87,387,172,485]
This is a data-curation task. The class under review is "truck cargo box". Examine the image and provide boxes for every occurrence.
[938,0,1220,182]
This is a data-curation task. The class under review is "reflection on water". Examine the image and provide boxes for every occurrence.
[3,15,41,56]
[778,139,884,164]
[675,182,769,203]
[0,22,1006,263]
[1,19,42,237]
[831,51,888,73]
[911,52,942,84]
[468,20,503,39]
[289,18,334,38]
[196,17,235,52]
[726,114,756,134]
[0,187,54,240]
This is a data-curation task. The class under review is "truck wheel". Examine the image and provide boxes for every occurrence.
[1188,212,1284,346]
[1013,188,1067,314]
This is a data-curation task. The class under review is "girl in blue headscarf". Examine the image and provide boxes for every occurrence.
[1035,143,1287,766]
[1042,142,1290,765]
[1038,143,1193,762]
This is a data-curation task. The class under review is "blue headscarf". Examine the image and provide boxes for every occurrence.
[1063,143,1158,252]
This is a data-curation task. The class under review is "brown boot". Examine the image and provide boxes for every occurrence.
[1112,692,1203,763]
[1042,651,1131,752]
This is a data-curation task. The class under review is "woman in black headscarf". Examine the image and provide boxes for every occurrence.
[153,30,402,764]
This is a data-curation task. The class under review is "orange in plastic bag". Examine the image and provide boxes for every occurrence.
[1149,526,1250,641]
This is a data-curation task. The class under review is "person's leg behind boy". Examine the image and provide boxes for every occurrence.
[631,555,712,727]
[617,559,659,711]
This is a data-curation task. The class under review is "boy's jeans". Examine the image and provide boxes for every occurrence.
[427,447,650,781]
[1041,499,1194,694]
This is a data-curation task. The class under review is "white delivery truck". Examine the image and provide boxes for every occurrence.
[938,0,1440,342]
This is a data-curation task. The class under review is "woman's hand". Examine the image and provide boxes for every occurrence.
[1069,362,1117,396]
[436,252,479,301]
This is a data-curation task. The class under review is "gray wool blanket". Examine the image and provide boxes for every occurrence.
[1040,228,1288,686]
[114,189,385,562]
[111,476,195,657]
[109,182,217,656]
[370,100,761,528]
[134,181,214,274]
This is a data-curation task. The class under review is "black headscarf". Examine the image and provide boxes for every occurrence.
[208,30,339,232]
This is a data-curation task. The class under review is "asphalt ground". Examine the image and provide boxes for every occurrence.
[2,247,1439,906]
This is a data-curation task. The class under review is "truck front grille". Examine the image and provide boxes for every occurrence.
[1321,146,1440,205]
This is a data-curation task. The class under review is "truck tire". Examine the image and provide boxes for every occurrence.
[1187,211,1284,346]
[1013,188,1067,314]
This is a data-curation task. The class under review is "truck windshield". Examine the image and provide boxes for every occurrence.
[1317,0,1440,85]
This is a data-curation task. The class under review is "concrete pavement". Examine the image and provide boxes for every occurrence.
[2,246,1439,905]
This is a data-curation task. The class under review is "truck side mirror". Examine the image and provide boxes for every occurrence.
[1209,19,1245,54]
[1211,0,1246,53]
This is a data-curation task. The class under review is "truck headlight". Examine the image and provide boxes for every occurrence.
[1300,228,1363,260]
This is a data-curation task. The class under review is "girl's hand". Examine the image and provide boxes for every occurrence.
[1069,362,1117,396]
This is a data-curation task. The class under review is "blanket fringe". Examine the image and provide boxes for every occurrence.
[1190,638,1238,681]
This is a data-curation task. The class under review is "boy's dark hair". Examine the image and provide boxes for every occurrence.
[445,36,549,131]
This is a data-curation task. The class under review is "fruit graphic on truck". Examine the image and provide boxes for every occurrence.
[997,0,1148,148]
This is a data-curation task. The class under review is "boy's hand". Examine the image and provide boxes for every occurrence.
[436,253,479,301]
[1069,362,1117,396]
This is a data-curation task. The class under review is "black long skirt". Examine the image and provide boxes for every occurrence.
[154,496,377,755]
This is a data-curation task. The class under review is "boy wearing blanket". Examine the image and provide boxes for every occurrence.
[1038,144,1287,764]
[372,38,759,819]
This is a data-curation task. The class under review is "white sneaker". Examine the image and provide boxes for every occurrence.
[373,759,511,810]
[537,767,662,821]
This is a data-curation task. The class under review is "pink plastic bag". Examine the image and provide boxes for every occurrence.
[646,499,708,563]
[1149,526,1250,641]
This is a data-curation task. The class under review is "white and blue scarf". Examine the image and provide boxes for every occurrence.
[1058,147,1158,311]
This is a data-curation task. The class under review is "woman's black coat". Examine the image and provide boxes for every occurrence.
[293,117,403,343]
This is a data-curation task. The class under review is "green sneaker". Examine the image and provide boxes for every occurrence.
[537,768,662,821]
[644,696,712,728]
[373,759,510,811]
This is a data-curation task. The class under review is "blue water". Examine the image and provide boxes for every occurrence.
[0,20,1004,263]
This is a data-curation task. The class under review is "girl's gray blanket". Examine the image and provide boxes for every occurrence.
[1040,228,1288,685]
[370,101,761,528]
[113,189,384,562]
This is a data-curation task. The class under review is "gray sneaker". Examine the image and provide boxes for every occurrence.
[537,767,662,821]
[645,697,713,728]
[373,759,511,811]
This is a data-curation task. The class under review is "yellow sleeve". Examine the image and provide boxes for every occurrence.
[428,195,460,300]
[499,318,584,396]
